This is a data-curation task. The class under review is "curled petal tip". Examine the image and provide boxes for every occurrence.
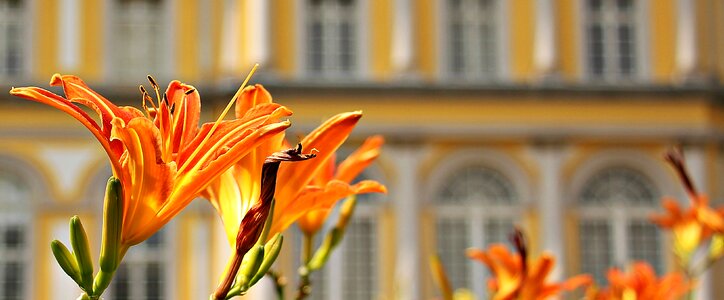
[265,143,317,163]
[50,73,63,86]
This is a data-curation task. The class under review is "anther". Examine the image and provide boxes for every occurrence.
[147,75,159,90]
[184,88,196,95]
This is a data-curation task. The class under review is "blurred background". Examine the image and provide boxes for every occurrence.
[1,0,724,299]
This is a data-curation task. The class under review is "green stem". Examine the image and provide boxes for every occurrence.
[295,234,314,300]
[267,270,287,300]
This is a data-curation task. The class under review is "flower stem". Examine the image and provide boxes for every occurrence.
[295,233,314,300]
[267,270,287,300]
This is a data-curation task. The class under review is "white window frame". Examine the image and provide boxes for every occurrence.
[104,0,175,83]
[295,0,368,82]
[578,0,649,83]
[437,0,509,82]
[426,149,531,299]
[0,158,41,300]
[568,150,679,282]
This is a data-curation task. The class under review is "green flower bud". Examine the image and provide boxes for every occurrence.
[70,215,94,292]
[51,240,81,285]
[250,233,284,286]
[235,245,265,292]
[99,177,123,273]
[92,270,114,296]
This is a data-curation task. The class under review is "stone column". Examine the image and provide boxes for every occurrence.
[676,0,697,79]
[246,0,270,67]
[391,0,414,74]
[533,0,557,78]
[533,143,567,281]
[685,145,712,300]
[389,145,424,300]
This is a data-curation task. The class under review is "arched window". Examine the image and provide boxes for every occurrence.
[434,165,521,297]
[111,0,165,80]
[0,166,32,299]
[577,167,662,283]
[445,0,503,80]
[304,0,360,78]
[0,0,24,77]
[583,0,643,81]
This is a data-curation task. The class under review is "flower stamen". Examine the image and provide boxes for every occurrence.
[178,64,259,174]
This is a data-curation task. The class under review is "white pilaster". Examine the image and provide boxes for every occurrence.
[533,0,557,76]
[534,145,567,281]
[685,146,712,300]
[676,0,697,78]
[220,0,240,73]
[58,0,79,71]
[246,0,269,66]
[391,0,413,73]
[389,145,424,300]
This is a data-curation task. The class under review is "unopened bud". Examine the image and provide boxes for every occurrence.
[250,233,284,286]
[99,177,123,273]
[70,216,94,292]
[51,240,81,285]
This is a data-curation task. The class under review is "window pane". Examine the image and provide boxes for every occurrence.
[343,218,377,300]
[580,168,657,206]
[113,0,163,80]
[438,165,517,205]
[0,0,23,76]
[579,220,612,284]
[449,22,464,75]
[306,0,357,76]
[618,25,635,75]
[112,264,131,300]
[447,0,498,79]
[628,220,662,273]
[484,218,514,246]
[146,262,163,300]
[436,219,469,290]
[2,262,22,300]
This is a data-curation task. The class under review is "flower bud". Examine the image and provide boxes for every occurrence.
[250,233,284,286]
[235,245,265,292]
[99,177,123,273]
[51,240,81,285]
[70,215,94,292]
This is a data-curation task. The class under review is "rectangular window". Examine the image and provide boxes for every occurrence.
[112,0,163,80]
[305,0,359,78]
[446,0,500,80]
[343,218,377,300]
[627,220,661,273]
[0,0,24,77]
[435,218,470,291]
[0,223,26,300]
[584,0,639,81]
[579,220,612,284]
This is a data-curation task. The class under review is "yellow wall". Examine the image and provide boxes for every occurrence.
[650,0,677,82]
[510,0,535,81]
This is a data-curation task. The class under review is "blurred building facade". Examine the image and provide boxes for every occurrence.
[1,0,724,299]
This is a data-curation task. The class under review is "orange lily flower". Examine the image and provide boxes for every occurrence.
[10,74,291,250]
[285,134,387,236]
[650,149,724,260]
[466,231,591,300]
[203,84,386,242]
[589,262,691,300]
